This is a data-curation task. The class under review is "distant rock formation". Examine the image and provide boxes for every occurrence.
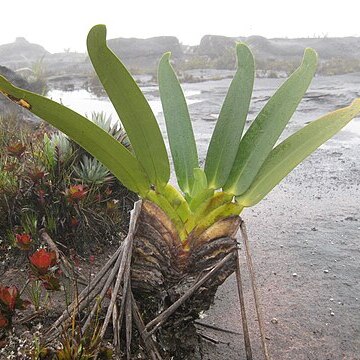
[107,36,183,70]
[197,35,237,58]
[0,37,49,66]
[195,34,360,63]
[1,34,360,79]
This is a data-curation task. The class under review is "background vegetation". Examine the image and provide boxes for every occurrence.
[0,111,136,268]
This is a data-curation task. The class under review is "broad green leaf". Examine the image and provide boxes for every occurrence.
[188,188,214,212]
[185,192,233,233]
[190,168,208,198]
[224,48,318,196]
[158,52,199,194]
[160,183,191,223]
[205,43,255,189]
[87,25,170,189]
[0,76,150,195]
[190,202,243,238]
[237,98,360,207]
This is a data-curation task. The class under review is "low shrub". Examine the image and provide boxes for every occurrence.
[0,112,136,264]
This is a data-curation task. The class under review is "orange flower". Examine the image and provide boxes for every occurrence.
[29,249,57,275]
[0,285,18,311]
[66,185,87,203]
[15,233,32,250]
[6,143,26,158]
[0,311,9,328]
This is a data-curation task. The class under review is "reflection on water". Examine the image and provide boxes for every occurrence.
[48,89,201,120]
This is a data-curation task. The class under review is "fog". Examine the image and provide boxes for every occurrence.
[0,0,359,53]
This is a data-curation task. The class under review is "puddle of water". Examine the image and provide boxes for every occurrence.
[320,118,360,149]
[48,89,201,120]
[343,119,360,137]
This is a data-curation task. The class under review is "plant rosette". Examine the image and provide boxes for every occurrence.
[26,167,46,184]
[0,285,29,329]
[1,24,360,356]
[65,184,87,204]
[14,233,33,251]
[6,143,26,158]
[29,249,61,291]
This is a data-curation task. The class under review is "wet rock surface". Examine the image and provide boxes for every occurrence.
[181,74,360,360]
[0,66,359,358]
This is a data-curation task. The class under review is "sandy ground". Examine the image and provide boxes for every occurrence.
[186,73,360,360]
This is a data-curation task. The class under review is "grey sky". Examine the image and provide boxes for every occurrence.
[1,0,359,53]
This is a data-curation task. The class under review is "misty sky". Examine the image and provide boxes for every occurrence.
[1,0,359,53]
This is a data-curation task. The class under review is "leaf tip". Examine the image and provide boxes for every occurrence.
[161,52,172,63]
[235,42,254,67]
[303,48,318,67]
[235,41,248,50]
[352,98,360,107]
[87,24,107,46]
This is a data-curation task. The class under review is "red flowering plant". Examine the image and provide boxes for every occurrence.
[70,217,79,228]
[26,166,45,184]
[0,285,29,329]
[15,232,33,250]
[2,162,17,172]
[6,142,26,158]
[0,311,8,329]
[65,184,87,204]
[29,248,61,291]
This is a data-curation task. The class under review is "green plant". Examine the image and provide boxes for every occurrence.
[1,24,359,357]
[0,109,134,253]
[1,25,358,239]
[25,280,49,312]
[89,111,130,148]
[0,285,28,329]
[55,303,111,360]
[73,156,112,186]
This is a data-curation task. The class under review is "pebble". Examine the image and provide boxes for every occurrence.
[324,269,329,273]
[330,298,334,302]
[292,273,298,278]
[344,216,358,221]
[330,311,335,316]
[271,318,278,324]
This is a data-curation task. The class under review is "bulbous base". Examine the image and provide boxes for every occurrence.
[131,200,240,358]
